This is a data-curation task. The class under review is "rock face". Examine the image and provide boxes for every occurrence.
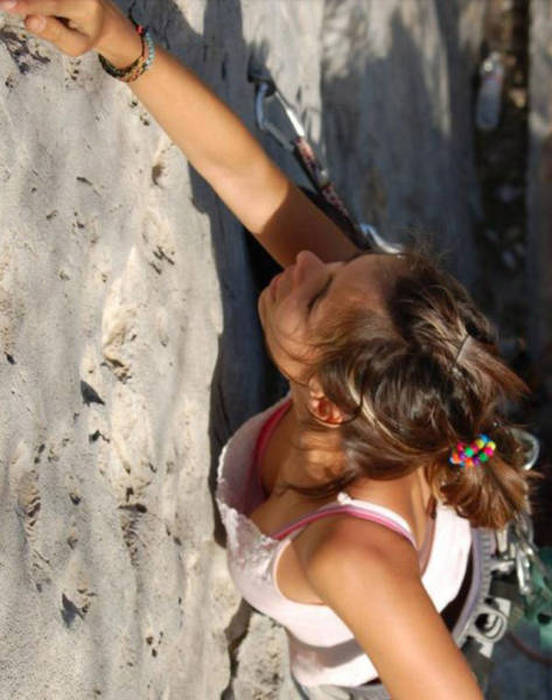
[320,0,484,286]
[528,0,552,437]
[0,1,497,699]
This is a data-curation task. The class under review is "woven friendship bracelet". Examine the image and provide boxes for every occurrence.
[98,17,155,83]
[449,434,496,468]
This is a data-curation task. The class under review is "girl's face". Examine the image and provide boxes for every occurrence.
[257,250,397,382]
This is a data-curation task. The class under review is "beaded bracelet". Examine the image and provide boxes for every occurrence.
[98,17,155,83]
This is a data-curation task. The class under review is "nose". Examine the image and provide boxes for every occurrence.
[292,250,324,285]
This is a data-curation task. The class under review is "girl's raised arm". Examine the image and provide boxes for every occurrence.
[1,0,358,267]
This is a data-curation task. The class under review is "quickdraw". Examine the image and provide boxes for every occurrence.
[247,55,402,254]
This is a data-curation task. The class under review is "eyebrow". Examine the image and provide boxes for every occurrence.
[310,251,367,311]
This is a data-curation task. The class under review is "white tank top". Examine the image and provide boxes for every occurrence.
[216,397,472,687]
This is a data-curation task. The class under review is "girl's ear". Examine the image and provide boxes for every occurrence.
[307,377,346,426]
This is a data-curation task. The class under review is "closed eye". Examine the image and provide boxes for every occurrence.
[306,251,366,314]
[307,275,333,313]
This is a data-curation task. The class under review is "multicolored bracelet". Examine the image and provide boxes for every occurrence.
[98,18,155,83]
[449,434,497,468]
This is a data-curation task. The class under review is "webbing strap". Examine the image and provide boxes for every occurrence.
[462,639,494,694]
[490,578,524,607]
[270,504,417,548]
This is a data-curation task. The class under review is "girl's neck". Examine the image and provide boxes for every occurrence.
[282,382,347,487]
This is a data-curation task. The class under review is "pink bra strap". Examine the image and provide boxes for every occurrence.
[270,505,417,549]
[254,398,292,470]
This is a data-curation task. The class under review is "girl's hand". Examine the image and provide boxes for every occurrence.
[0,0,141,67]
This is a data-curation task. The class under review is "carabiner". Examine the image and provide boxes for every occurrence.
[250,63,306,153]
[516,542,534,595]
[471,601,510,644]
[510,428,540,471]
[358,223,404,255]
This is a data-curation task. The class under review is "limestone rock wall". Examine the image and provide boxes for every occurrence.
[528,0,552,436]
[319,0,484,286]
[0,2,485,699]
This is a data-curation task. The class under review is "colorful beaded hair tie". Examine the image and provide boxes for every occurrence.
[449,434,496,468]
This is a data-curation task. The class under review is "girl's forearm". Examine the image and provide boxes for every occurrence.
[102,37,290,236]
[2,0,357,263]
[131,48,275,185]
[102,38,357,263]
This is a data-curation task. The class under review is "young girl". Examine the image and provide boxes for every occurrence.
[3,2,531,697]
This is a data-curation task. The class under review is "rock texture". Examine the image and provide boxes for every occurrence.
[3,1,538,699]
[319,0,484,286]
[527,0,552,437]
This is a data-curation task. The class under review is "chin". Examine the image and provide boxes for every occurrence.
[257,290,267,327]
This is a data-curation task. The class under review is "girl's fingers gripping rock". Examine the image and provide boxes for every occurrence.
[0,1,90,21]
[0,1,105,57]
[25,14,92,56]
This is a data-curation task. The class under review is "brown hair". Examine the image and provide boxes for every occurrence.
[290,249,532,530]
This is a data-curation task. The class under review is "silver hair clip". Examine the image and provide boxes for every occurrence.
[453,334,470,369]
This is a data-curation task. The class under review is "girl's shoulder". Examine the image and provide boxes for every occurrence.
[292,475,434,591]
[296,504,421,587]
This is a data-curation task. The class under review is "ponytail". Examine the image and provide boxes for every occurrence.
[426,423,532,529]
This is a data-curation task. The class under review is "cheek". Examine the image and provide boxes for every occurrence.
[259,301,314,375]
[271,301,307,344]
